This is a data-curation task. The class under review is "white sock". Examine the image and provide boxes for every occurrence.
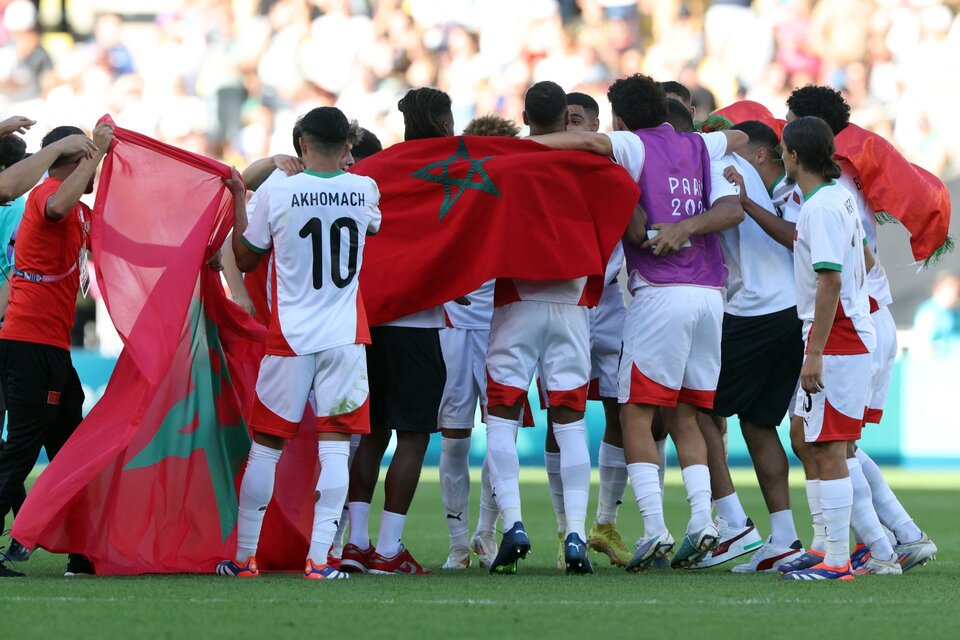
[476,456,498,535]
[847,458,896,562]
[596,441,627,526]
[820,477,853,568]
[806,479,825,553]
[332,435,361,556]
[681,464,713,532]
[485,415,522,529]
[628,462,666,537]
[656,438,667,491]
[544,450,566,533]
[236,442,282,562]
[347,501,371,549]
[714,492,748,528]
[376,510,406,558]
[855,448,922,544]
[440,436,472,549]
[554,419,590,540]
[308,441,350,564]
[769,510,799,547]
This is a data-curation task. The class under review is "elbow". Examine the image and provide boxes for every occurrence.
[45,205,70,221]
[235,255,257,273]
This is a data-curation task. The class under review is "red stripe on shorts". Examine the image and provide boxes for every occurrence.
[627,365,679,407]
[317,398,371,435]
[816,398,864,442]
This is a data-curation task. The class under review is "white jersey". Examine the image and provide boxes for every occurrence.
[769,173,801,223]
[444,279,495,329]
[604,241,624,284]
[718,155,796,316]
[793,180,875,355]
[246,168,290,311]
[837,166,892,307]
[493,276,589,307]
[243,170,382,355]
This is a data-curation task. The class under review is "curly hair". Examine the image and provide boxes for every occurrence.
[782,116,842,180]
[606,74,667,130]
[786,85,850,135]
[463,114,521,137]
[398,87,453,141]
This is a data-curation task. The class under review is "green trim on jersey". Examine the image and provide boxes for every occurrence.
[803,179,836,201]
[767,172,786,198]
[304,169,346,178]
[812,261,842,272]
[241,236,269,255]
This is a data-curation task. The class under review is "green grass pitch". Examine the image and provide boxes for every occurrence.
[3,467,959,639]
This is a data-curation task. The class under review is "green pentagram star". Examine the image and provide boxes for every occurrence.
[411,137,502,220]
[124,299,251,542]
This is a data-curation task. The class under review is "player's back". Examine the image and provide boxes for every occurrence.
[248,170,382,355]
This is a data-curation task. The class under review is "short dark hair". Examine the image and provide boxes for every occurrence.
[786,85,850,135]
[298,107,350,155]
[565,92,599,119]
[292,121,303,157]
[731,120,780,151]
[351,128,383,161]
[659,81,691,106]
[0,134,27,172]
[524,81,567,128]
[665,99,694,132]
[781,116,842,180]
[41,126,85,169]
[607,74,667,130]
[398,87,453,141]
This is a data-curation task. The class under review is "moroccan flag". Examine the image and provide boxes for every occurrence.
[713,101,952,263]
[11,118,316,574]
[351,136,639,326]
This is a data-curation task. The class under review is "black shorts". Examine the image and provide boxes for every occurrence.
[707,307,802,426]
[367,326,446,434]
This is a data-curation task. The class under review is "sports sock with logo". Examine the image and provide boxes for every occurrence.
[236,442,282,562]
[655,438,667,491]
[347,501,371,549]
[819,477,853,568]
[714,492,748,529]
[308,441,350,565]
[855,448,922,544]
[376,511,406,558]
[440,436,472,549]
[769,509,799,547]
[681,464,713,532]
[475,457,498,535]
[332,435,362,555]
[554,419,590,540]
[805,479,825,553]
[627,462,667,537]
[597,441,627,526]
[485,415,522,530]
[544,450,567,534]
[847,457,896,561]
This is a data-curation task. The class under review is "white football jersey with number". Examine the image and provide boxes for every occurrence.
[243,170,382,355]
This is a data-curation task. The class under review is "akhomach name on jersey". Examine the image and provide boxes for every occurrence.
[291,190,366,208]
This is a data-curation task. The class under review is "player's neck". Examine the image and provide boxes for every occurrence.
[528,123,564,136]
[303,158,342,175]
[795,170,829,198]
[760,164,784,191]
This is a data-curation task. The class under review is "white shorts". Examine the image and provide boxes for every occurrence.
[589,282,626,400]
[793,353,870,443]
[618,285,723,409]
[486,301,590,411]
[251,344,370,438]
[867,305,897,423]
[438,327,489,429]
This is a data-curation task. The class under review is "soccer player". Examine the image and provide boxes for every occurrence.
[778,115,872,581]
[342,88,453,576]
[483,81,595,575]
[529,75,745,572]
[216,107,380,580]
[694,119,804,571]
[438,114,519,571]
[563,91,633,568]
[0,122,111,578]
[784,86,934,573]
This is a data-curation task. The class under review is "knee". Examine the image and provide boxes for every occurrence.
[396,430,430,456]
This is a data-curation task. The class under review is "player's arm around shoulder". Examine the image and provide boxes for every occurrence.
[226,168,268,273]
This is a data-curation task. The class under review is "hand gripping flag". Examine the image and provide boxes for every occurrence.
[713,101,952,264]
[11,117,316,574]
[351,136,640,325]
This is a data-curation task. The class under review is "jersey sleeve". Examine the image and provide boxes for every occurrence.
[807,204,846,272]
[242,187,272,254]
[366,179,382,236]
[708,157,739,205]
[603,131,644,181]
[699,131,729,161]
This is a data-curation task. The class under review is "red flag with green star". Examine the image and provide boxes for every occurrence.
[11,117,317,574]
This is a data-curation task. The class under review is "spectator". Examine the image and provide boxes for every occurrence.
[913,272,960,356]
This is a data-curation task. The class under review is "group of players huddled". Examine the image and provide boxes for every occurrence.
[0,71,938,582]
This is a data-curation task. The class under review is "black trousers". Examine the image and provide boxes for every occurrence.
[0,339,84,530]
